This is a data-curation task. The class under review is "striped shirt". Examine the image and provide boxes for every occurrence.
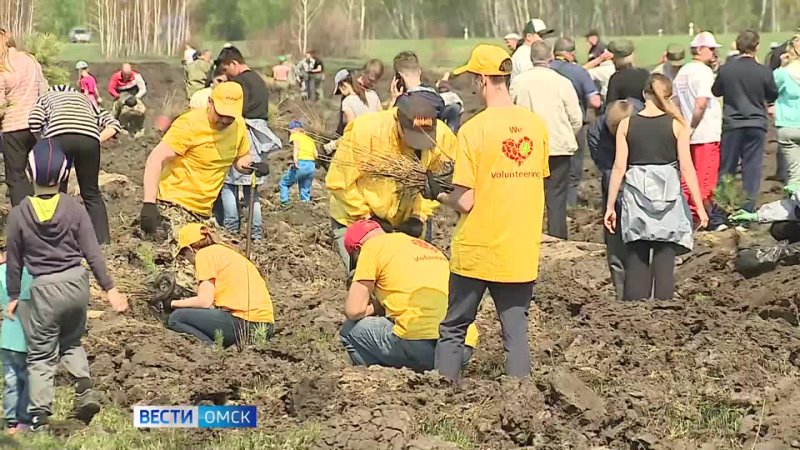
[28,86,120,140]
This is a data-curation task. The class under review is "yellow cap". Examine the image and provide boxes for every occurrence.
[176,223,208,256]
[453,44,512,76]
[210,81,244,118]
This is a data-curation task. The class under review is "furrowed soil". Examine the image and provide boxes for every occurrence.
[10,62,800,449]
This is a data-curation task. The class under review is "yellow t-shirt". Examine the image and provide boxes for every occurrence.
[289,132,318,161]
[325,109,457,228]
[353,233,479,347]
[158,108,250,216]
[450,105,549,283]
[195,244,274,323]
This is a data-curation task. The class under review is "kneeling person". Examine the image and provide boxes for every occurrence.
[169,224,275,347]
[339,220,477,371]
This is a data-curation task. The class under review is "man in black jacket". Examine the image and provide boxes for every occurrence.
[712,30,779,212]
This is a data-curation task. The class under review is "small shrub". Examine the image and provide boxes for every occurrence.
[24,33,70,86]
[714,174,749,213]
[213,329,225,352]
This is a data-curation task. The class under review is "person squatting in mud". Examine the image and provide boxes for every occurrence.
[5,139,128,431]
[425,45,549,382]
[139,81,268,299]
[338,219,478,371]
[604,74,708,301]
[166,223,275,347]
[107,63,148,135]
[325,92,457,281]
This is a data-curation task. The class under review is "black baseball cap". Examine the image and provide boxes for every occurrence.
[397,94,438,151]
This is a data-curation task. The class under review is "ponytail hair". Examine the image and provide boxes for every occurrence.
[349,71,369,107]
[644,73,685,126]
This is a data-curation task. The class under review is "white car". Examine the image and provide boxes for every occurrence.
[69,28,92,44]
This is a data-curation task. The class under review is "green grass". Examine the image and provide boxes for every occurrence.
[60,33,796,71]
[6,386,320,450]
[663,396,745,441]
[419,416,477,450]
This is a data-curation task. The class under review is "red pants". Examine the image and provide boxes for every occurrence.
[681,142,720,217]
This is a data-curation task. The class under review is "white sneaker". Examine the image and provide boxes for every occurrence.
[712,224,729,232]
[735,225,749,233]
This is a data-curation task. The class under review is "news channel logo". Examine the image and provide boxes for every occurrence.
[134,405,257,428]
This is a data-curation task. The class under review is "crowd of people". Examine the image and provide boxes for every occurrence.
[0,20,799,435]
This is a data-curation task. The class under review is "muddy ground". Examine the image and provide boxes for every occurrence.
[13,62,800,449]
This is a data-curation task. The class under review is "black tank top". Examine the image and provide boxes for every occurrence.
[626,114,678,166]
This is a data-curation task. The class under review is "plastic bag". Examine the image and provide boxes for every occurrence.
[735,241,800,278]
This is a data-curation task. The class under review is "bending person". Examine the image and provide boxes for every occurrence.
[28,85,120,244]
[730,187,800,243]
[168,223,275,347]
[340,220,477,371]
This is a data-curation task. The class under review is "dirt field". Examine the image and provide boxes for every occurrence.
[7,62,800,449]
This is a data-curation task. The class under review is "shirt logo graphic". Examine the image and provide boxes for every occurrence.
[413,116,434,128]
[501,137,534,166]
[412,239,438,252]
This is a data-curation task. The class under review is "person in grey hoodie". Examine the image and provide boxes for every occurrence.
[5,138,127,431]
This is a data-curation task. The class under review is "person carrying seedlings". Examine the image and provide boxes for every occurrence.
[75,61,100,107]
[5,138,128,431]
[139,82,257,247]
[604,74,708,302]
[29,85,121,245]
[325,92,457,277]
[214,46,282,241]
[427,45,549,382]
[280,120,318,207]
[0,250,33,434]
[339,219,477,371]
[588,98,642,299]
[168,223,275,347]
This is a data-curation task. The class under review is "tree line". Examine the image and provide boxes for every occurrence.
[3,0,800,58]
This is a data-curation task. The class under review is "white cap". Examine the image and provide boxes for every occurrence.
[524,18,555,36]
[504,33,522,41]
[332,69,350,95]
[690,31,722,49]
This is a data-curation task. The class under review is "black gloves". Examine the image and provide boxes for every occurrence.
[397,217,424,238]
[140,203,161,236]
[422,170,454,201]
[249,162,270,177]
[124,96,137,107]
[369,216,394,233]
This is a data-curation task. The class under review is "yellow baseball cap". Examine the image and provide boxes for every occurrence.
[210,81,244,118]
[453,44,512,76]
[176,223,207,256]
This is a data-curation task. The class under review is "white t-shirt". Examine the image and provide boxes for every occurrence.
[588,61,616,99]
[342,90,382,120]
[673,60,722,145]
[511,44,533,80]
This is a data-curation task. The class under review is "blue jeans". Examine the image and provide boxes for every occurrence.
[719,127,766,212]
[340,317,472,372]
[279,161,316,203]
[168,308,274,348]
[213,184,262,240]
[1,349,30,426]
